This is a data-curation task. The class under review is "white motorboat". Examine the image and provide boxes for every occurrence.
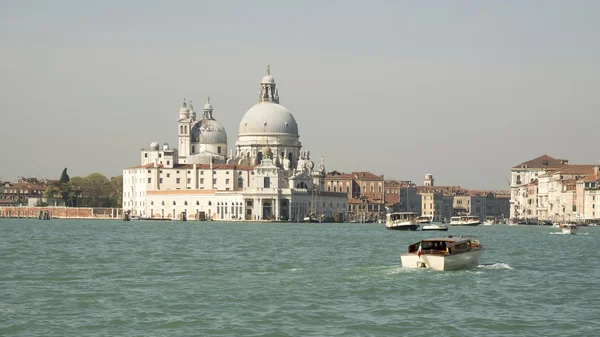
[416,215,433,224]
[449,215,481,226]
[558,223,577,235]
[385,212,419,231]
[401,236,484,271]
[422,223,448,231]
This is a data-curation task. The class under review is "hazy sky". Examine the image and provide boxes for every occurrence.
[1,0,599,189]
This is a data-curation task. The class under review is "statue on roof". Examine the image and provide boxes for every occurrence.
[266,64,270,75]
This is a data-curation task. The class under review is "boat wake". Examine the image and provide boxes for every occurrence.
[549,232,588,235]
[477,263,513,270]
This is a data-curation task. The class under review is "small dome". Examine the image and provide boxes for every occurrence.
[150,142,159,150]
[239,102,299,136]
[191,119,227,144]
[204,102,213,110]
[261,75,275,84]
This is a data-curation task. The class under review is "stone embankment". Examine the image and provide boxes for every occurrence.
[0,207,123,220]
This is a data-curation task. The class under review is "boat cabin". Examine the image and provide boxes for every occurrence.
[407,237,481,255]
[450,215,479,222]
[387,212,418,222]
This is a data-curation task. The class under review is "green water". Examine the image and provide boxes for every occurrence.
[1,219,598,336]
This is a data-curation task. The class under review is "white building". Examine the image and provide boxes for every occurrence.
[123,68,348,221]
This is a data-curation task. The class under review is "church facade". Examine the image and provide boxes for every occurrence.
[122,68,348,221]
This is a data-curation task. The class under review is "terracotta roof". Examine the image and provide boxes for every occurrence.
[512,155,568,169]
[580,174,600,182]
[351,172,383,180]
[552,165,595,176]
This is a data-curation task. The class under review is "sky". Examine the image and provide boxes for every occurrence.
[1,0,599,189]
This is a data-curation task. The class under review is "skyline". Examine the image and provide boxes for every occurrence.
[1,1,599,189]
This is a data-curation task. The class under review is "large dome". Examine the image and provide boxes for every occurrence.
[238,102,299,136]
[191,118,227,144]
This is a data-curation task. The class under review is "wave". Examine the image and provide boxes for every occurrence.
[477,263,513,270]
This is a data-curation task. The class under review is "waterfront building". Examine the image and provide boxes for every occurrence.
[325,171,385,221]
[123,69,348,221]
[510,154,600,222]
[510,155,568,219]
[419,191,443,222]
[0,180,45,206]
[578,166,600,221]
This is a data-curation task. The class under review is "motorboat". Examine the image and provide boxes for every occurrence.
[449,215,481,226]
[416,215,433,224]
[483,217,495,226]
[303,213,321,223]
[401,236,484,271]
[385,212,419,231]
[558,223,577,235]
[422,223,448,231]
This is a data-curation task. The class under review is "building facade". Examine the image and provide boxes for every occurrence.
[123,69,348,221]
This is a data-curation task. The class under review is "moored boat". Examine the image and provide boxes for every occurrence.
[422,223,448,231]
[449,215,481,226]
[401,236,484,271]
[385,212,419,231]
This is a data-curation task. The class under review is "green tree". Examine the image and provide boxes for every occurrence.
[59,168,70,185]
[108,175,123,207]
[83,173,110,207]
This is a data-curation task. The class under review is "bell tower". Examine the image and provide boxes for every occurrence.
[178,99,192,163]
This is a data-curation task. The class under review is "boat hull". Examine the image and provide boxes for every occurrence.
[401,249,484,271]
[561,228,577,235]
[422,225,448,231]
[386,223,419,231]
[449,221,481,226]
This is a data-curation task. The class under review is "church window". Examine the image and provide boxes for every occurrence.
[159,178,163,183]
[200,171,204,175]
[200,178,204,184]
[328,186,331,192]
[187,178,191,184]
[257,152,263,164]
[264,177,271,188]
[159,153,162,158]
[218,146,222,154]
[144,153,148,158]
[148,178,151,183]
[209,201,212,206]
[167,174,170,178]
[151,201,154,206]
[213,178,217,184]
[161,201,165,205]
[173,201,176,205]
[370,184,374,193]
[176,178,180,184]
[226,179,230,184]
[167,161,170,165]
[347,186,350,193]
[184,201,188,205]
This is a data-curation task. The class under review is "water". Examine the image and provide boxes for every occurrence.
[1,220,598,337]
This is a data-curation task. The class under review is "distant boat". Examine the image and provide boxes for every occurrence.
[401,236,485,271]
[558,223,577,235]
[449,215,481,226]
[422,223,448,231]
[416,215,433,224]
[303,213,320,223]
[385,212,419,231]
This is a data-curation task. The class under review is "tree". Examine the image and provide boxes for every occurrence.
[59,168,70,185]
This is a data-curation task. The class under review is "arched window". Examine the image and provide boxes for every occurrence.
[238,177,243,188]
[161,201,165,206]
[378,185,382,193]
[196,201,199,205]
[208,201,212,206]
[151,201,154,206]
[173,201,176,205]
[184,201,188,206]
[257,152,263,164]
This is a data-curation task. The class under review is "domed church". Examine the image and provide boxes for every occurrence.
[122,67,347,222]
